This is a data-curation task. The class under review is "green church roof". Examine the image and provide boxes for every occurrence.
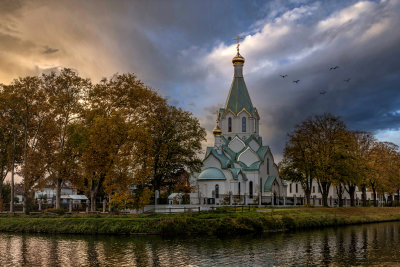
[224,77,255,117]
[198,167,226,180]
[264,176,277,192]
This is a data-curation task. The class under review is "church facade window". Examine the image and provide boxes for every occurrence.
[238,182,241,196]
[296,184,298,193]
[215,184,219,199]
[249,181,253,198]
[228,117,232,132]
[267,158,270,175]
[290,183,292,193]
[242,117,246,132]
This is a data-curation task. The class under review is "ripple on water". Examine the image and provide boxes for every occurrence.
[1,222,400,266]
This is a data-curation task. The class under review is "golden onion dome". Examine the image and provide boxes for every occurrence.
[232,52,245,65]
[213,124,222,136]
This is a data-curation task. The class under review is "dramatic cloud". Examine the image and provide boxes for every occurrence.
[42,46,59,55]
[197,0,400,158]
[0,0,399,161]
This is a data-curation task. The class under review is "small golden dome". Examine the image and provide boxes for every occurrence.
[213,124,222,136]
[232,52,245,65]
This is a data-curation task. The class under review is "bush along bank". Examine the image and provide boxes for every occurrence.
[1,207,400,237]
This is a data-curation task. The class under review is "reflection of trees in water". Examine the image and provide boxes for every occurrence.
[321,231,331,265]
[348,229,357,261]
[2,222,400,266]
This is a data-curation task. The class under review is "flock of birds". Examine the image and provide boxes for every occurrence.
[279,66,351,95]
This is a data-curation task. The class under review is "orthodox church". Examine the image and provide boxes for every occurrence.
[194,41,287,205]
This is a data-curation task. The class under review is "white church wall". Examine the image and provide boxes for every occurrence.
[248,138,260,152]
[220,114,231,134]
[228,136,246,153]
[220,112,257,139]
[222,169,233,182]
[237,147,259,167]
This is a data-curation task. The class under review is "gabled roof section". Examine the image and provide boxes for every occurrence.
[256,146,269,160]
[221,136,229,145]
[229,168,248,181]
[264,176,277,192]
[222,145,236,161]
[238,161,261,171]
[223,77,255,118]
[204,148,231,169]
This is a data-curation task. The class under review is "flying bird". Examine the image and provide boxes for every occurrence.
[320,90,327,95]
[280,74,288,78]
[329,66,339,70]
[344,78,351,82]
[293,80,300,83]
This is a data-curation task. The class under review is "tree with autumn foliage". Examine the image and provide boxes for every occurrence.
[281,113,351,206]
[42,69,90,209]
[366,141,399,206]
[148,104,206,193]
[2,76,57,213]
[279,118,316,204]
[0,70,206,212]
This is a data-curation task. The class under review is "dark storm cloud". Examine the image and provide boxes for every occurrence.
[200,0,400,158]
[0,0,399,160]
[42,45,58,54]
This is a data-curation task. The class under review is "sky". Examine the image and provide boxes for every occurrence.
[1,0,399,161]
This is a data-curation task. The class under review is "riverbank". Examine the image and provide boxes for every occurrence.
[0,207,399,236]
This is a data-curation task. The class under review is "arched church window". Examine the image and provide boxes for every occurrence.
[215,184,219,199]
[242,117,246,132]
[249,181,253,198]
[228,117,232,132]
[238,182,241,196]
[267,158,270,175]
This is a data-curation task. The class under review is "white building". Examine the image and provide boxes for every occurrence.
[193,44,287,205]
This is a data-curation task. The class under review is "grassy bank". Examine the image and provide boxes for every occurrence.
[0,207,400,236]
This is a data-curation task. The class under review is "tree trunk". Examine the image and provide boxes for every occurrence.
[55,178,62,209]
[397,190,400,207]
[347,185,356,207]
[0,182,3,212]
[23,195,27,214]
[10,132,16,213]
[90,178,102,212]
[361,185,367,207]
[322,192,329,206]
[372,188,377,207]
[306,193,311,205]
[337,185,343,207]
[319,182,330,207]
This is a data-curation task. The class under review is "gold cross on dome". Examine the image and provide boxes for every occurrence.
[234,35,244,52]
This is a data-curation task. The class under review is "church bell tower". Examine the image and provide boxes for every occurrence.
[216,36,260,141]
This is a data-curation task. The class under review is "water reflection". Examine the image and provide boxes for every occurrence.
[1,222,400,266]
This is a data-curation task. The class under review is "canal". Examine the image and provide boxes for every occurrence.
[1,221,400,266]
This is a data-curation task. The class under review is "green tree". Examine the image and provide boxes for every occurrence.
[148,104,206,193]
[281,113,348,206]
[74,73,164,211]
[310,113,348,207]
[42,69,90,209]
[0,88,13,211]
[4,76,56,213]
[280,117,317,204]
[367,141,399,206]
